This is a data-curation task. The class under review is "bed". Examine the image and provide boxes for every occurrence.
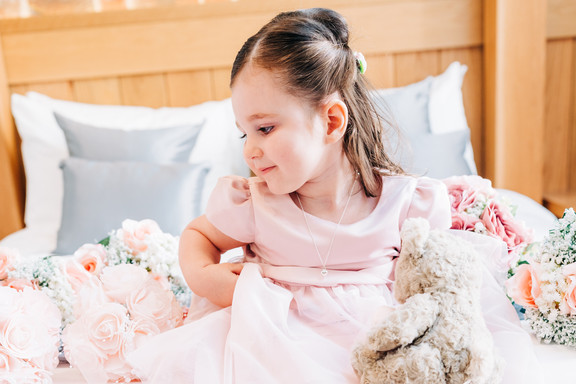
[0,0,575,382]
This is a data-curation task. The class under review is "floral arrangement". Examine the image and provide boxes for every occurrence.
[101,219,191,308]
[63,264,184,383]
[0,219,192,382]
[506,208,576,347]
[0,285,61,384]
[443,175,533,271]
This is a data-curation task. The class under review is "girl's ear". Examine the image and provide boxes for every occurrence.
[323,98,348,144]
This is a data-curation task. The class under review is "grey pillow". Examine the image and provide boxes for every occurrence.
[370,77,473,178]
[54,112,203,163]
[54,158,210,254]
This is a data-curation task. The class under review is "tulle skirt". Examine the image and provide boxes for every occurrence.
[128,233,543,384]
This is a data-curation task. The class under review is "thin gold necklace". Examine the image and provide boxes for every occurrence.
[295,177,357,278]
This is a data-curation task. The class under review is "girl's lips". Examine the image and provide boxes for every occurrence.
[259,166,275,175]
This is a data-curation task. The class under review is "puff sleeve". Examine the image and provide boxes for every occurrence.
[205,175,255,243]
[405,177,452,230]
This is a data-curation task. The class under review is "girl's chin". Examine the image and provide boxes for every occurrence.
[262,178,294,195]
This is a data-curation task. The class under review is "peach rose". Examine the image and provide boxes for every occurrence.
[63,259,92,293]
[73,243,106,275]
[505,263,541,308]
[2,278,36,292]
[127,278,183,332]
[100,264,148,303]
[560,263,576,315]
[121,219,161,254]
[0,247,19,281]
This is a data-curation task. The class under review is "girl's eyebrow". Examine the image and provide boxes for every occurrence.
[247,113,278,121]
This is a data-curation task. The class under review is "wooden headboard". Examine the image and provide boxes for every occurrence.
[0,0,575,239]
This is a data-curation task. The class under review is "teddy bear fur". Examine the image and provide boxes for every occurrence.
[351,218,504,384]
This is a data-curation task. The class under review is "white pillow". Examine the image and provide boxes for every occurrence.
[11,92,249,253]
[373,61,477,177]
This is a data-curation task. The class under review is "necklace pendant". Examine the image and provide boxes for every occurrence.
[320,268,328,278]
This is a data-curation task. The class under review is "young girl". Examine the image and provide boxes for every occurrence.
[128,8,542,383]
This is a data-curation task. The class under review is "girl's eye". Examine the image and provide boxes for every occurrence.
[259,126,274,134]
[239,133,247,140]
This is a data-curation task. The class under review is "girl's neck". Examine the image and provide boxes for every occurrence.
[291,166,365,223]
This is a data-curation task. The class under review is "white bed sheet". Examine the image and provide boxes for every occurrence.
[3,189,576,383]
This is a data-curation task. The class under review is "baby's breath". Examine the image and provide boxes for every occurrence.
[515,208,576,348]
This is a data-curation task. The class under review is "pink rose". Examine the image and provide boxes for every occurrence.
[0,288,60,370]
[0,247,19,280]
[121,219,161,253]
[63,322,109,383]
[80,303,131,357]
[63,303,135,382]
[443,175,494,213]
[505,263,541,308]
[481,201,533,262]
[560,263,576,315]
[100,264,148,303]
[130,317,161,350]
[73,243,107,275]
[127,278,183,332]
[74,278,110,317]
[450,213,481,231]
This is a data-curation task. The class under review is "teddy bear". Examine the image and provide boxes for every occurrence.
[351,218,504,384]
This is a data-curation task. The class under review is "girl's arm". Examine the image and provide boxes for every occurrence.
[179,214,247,307]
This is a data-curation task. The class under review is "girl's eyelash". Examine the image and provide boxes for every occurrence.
[259,126,274,134]
[239,133,247,139]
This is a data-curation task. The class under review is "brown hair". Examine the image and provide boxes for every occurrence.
[230,8,404,197]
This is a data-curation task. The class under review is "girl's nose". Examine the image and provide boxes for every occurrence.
[244,138,263,160]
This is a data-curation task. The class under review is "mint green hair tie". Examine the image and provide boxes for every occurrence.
[354,51,367,74]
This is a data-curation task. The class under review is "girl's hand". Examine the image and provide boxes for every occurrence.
[196,262,244,307]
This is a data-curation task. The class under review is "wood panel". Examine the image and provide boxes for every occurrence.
[210,68,232,101]
[483,0,546,202]
[1,0,482,84]
[166,70,212,107]
[73,78,122,105]
[544,39,574,194]
[548,0,576,39]
[364,54,395,89]
[23,81,75,100]
[119,74,166,107]
[571,38,576,192]
[394,51,441,87]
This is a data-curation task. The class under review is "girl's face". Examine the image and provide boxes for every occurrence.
[231,66,339,195]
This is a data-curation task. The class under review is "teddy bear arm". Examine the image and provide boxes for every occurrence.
[368,293,440,352]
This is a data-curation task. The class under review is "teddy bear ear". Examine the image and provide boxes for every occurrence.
[400,218,430,252]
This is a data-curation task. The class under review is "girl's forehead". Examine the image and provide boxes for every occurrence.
[231,66,311,114]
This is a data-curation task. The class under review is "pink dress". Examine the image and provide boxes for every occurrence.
[128,175,542,383]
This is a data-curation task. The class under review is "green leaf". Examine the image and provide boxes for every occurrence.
[98,236,110,247]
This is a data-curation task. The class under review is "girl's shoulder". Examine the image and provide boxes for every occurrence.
[381,174,447,193]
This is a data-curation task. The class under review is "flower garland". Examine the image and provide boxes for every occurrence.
[506,208,576,347]
[0,218,192,382]
[63,264,184,383]
[443,175,533,272]
[0,286,61,384]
